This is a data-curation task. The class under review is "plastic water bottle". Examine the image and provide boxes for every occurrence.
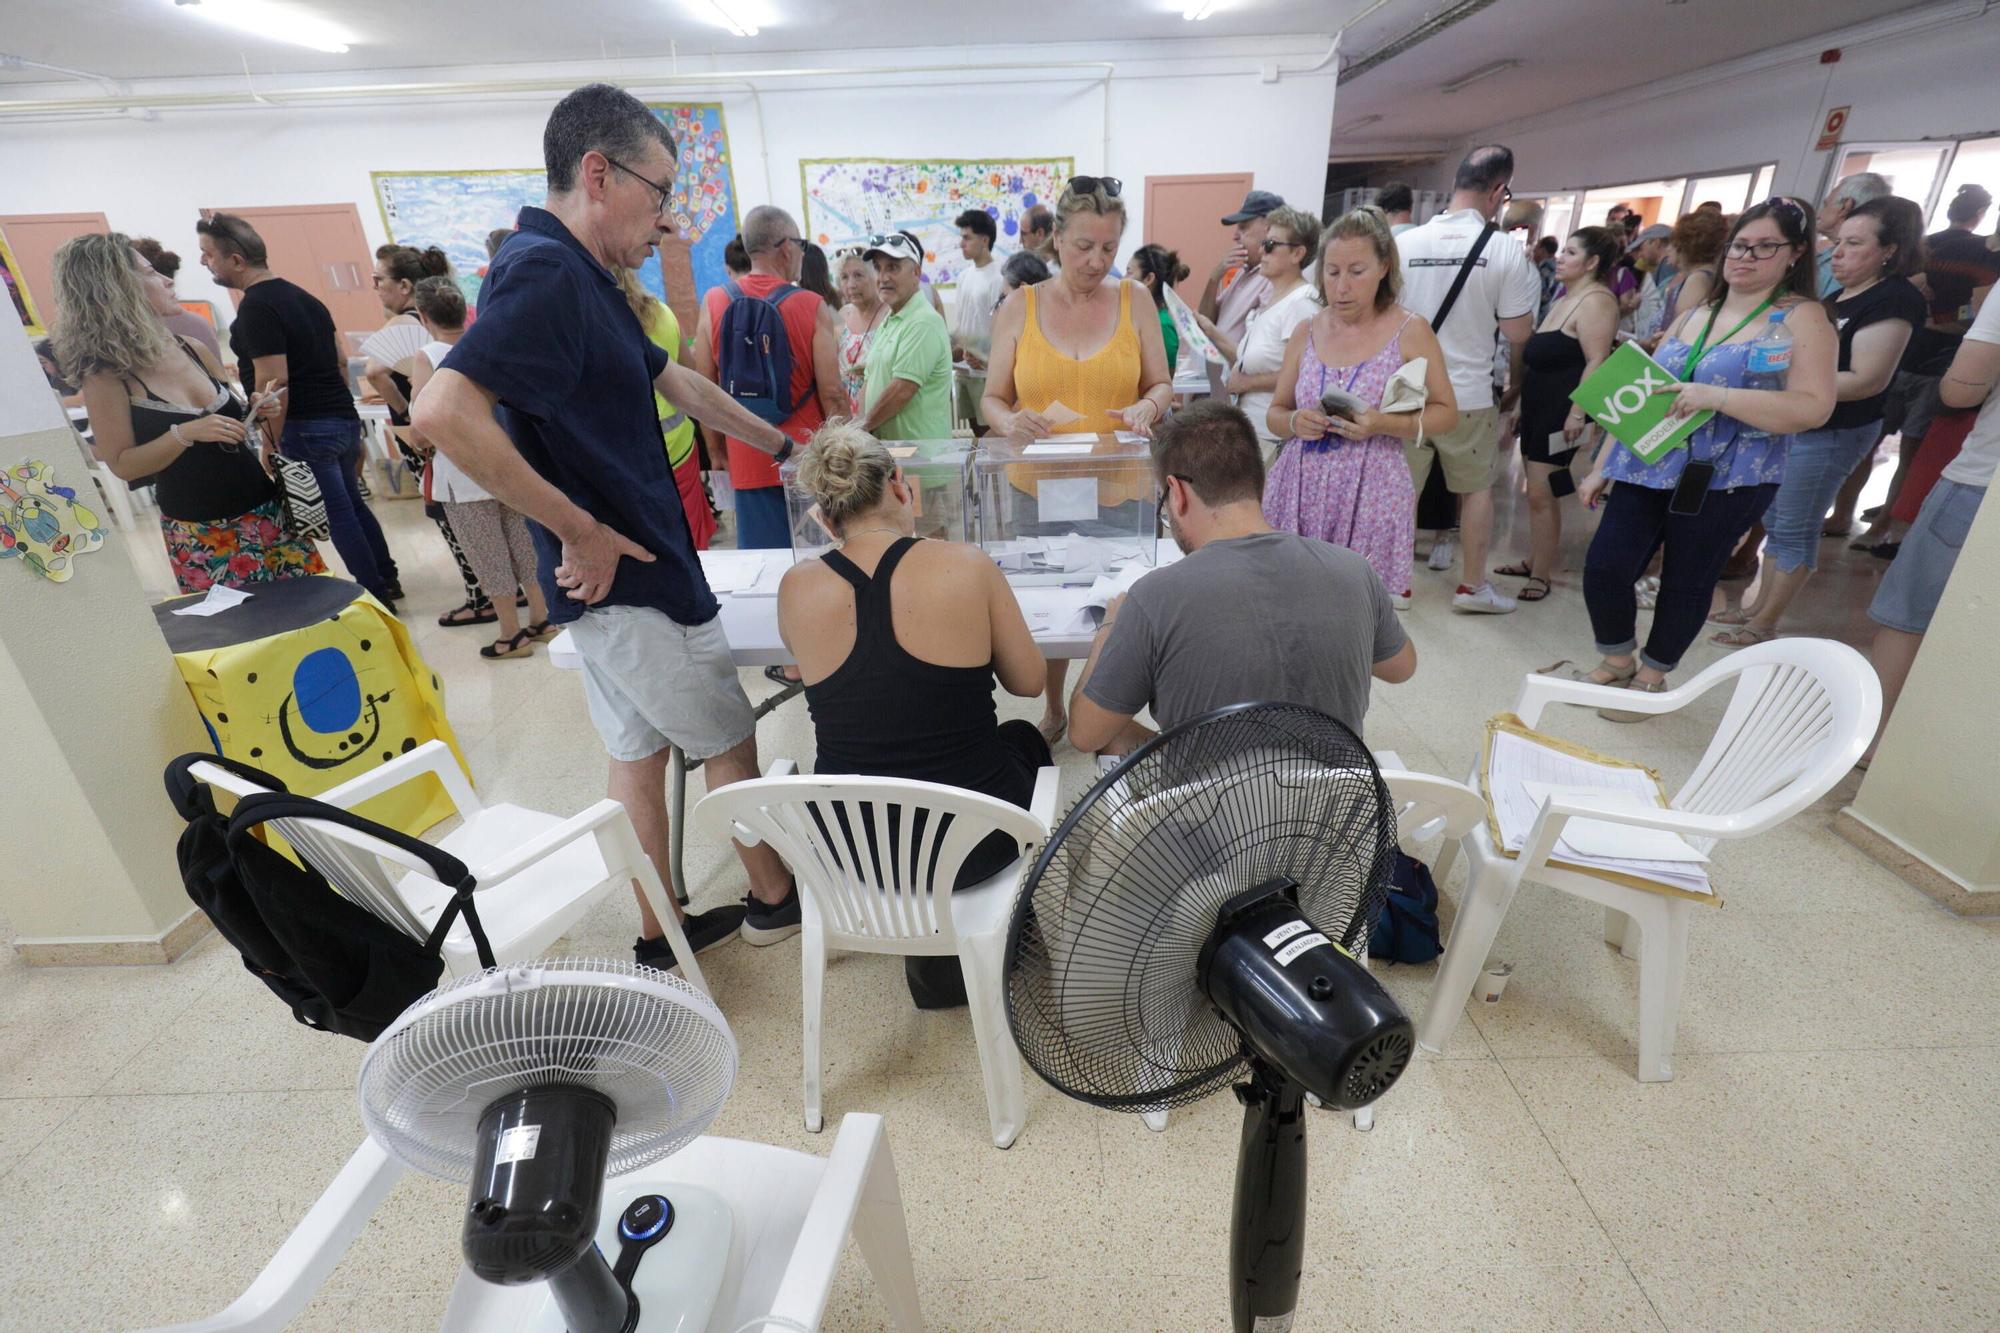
[1741,312,1793,394]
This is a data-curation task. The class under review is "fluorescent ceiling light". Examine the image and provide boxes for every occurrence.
[701,0,760,36]
[175,0,353,54]
[1438,59,1519,94]
[1183,1,1222,19]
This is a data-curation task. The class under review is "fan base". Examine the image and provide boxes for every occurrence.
[443,1183,734,1331]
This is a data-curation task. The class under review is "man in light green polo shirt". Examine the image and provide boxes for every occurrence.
[860,230,953,441]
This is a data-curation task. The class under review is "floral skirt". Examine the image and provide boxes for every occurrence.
[161,495,327,595]
[1262,435,1415,595]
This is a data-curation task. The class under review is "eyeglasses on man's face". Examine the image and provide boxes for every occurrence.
[606,156,675,216]
[1156,473,1196,531]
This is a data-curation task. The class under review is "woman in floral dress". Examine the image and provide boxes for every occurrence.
[1264,208,1458,602]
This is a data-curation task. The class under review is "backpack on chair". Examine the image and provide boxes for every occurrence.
[1369,849,1444,965]
[716,279,812,425]
[165,755,496,1041]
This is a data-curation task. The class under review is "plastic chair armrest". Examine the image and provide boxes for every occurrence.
[1028,765,1061,830]
[765,757,799,778]
[469,799,626,886]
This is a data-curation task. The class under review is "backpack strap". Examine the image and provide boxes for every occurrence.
[225,792,498,971]
[164,752,289,822]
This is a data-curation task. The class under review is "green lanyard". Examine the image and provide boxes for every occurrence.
[1680,297,1774,380]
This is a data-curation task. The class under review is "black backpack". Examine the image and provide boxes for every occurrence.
[165,755,495,1041]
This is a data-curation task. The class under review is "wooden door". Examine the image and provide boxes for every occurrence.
[1143,174,1256,305]
[0,212,112,332]
[202,204,379,342]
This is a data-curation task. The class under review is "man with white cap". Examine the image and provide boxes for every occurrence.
[858,229,954,442]
[1198,188,1287,349]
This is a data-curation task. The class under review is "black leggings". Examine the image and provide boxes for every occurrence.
[1582,480,1776,672]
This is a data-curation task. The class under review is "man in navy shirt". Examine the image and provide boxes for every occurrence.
[414,83,799,967]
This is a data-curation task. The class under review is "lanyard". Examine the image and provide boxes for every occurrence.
[1680,297,1774,380]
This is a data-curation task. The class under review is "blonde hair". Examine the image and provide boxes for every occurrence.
[52,232,175,381]
[795,419,897,534]
[614,267,659,324]
[1054,183,1128,237]
[1317,206,1402,313]
[1262,206,1324,272]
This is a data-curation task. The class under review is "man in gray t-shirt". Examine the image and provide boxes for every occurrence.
[1069,402,1417,756]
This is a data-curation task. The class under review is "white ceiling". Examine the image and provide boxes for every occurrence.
[1328,0,1935,157]
[0,0,1343,82]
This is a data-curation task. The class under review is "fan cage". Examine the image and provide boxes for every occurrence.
[357,959,737,1182]
[1006,703,1395,1113]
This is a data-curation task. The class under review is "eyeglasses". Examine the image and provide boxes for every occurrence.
[1156,473,1195,532]
[1068,176,1123,199]
[1259,237,1302,253]
[1725,239,1792,261]
[605,156,675,216]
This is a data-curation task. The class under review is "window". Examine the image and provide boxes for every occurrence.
[1827,144,1953,216]
[1930,134,2000,231]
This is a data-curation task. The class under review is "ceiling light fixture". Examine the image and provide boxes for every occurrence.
[701,0,760,37]
[1183,1,1223,19]
[173,0,352,54]
[1438,58,1519,94]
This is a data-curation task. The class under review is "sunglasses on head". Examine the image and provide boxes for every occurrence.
[1761,196,1808,226]
[1068,175,1123,199]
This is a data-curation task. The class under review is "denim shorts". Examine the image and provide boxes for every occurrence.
[1868,479,1986,634]
[568,605,755,762]
[1764,422,1880,573]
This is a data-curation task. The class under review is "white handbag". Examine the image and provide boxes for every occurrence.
[1380,355,1430,449]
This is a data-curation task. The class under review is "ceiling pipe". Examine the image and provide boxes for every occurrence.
[0,52,130,97]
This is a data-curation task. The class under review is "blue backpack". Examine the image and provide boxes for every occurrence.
[1370,849,1443,965]
[716,280,811,425]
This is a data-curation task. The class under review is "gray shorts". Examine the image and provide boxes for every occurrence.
[1883,371,1941,443]
[1867,478,1986,635]
[568,605,756,762]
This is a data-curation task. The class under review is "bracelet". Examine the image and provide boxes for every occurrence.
[170,423,188,447]
[773,438,795,464]
[1288,409,1301,437]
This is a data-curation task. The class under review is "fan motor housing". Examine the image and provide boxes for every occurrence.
[1198,880,1414,1111]
[463,1084,620,1284]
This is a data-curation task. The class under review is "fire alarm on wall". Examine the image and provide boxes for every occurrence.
[1820,48,1842,63]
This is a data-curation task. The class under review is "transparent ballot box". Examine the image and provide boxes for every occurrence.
[974,434,1160,584]
[781,439,974,558]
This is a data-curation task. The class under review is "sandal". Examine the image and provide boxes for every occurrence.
[1709,607,1754,626]
[479,629,536,660]
[1538,658,1638,686]
[1710,624,1774,648]
[763,664,801,688]
[439,599,497,628]
[1516,575,1552,602]
[1599,677,1669,723]
[1493,561,1534,578]
[525,620,560,643]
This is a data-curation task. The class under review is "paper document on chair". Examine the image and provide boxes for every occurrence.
[1517,782,1709,862]
[1483,719,1713,899]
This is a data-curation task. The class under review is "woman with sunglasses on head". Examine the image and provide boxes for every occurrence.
[1262,207,1458,607]
[55,233,325,593]
[1565,199,1837,719]
[1712,196,1925,647]
[981,175,1175,745]
[1224,206,1323,463]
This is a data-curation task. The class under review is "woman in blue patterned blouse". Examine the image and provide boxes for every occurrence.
[1561,199,1838,718]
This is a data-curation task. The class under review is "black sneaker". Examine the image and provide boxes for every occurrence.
[740,886,802,946]
[633,904,746,970]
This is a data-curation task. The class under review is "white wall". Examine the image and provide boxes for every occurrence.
[1414,5,2000,204]
[0,38,1337,328]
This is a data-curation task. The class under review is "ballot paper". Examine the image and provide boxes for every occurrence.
[1023,441,1097,457]
[1037,477,1099,523]
[171,585,253,617]
[1041,400,1085,427]
[1081,561,1151,612]
[1483,720,1713,898]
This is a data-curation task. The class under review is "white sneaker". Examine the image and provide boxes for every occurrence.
[1389,589,1411,610]
[1452,582,1518,615]
[1427,537,1457,572]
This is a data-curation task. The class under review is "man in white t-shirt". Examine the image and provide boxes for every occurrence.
[1863,290,1998,763]
[951,207,1008,434]
[1396,144,1540,614]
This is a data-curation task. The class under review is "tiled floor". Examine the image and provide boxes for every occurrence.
[7,445,1996,1332]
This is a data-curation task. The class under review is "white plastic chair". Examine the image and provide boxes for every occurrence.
[1417,639,1882,1081]
[142,1112,922,1332]
[187,740,705,992]
[696,761,1061,1149]
[1134,766,1486,1135]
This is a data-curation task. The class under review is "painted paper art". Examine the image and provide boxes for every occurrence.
[371,102,741,303]
[800,157,1075,288]
[0,229,46,337]
[0,460,106,583]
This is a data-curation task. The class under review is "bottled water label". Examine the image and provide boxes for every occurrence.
[1746,344,1792,376]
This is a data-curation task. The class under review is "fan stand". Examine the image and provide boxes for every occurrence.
[1229,1058,1309,1333]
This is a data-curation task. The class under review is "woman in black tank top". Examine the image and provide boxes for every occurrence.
[779,423,1052,1007]
[58,232,324,594]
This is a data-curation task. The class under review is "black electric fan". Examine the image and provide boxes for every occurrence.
[357,959,738,1333]
[1005,702,1414,1333]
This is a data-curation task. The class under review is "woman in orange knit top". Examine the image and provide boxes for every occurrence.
[982,176,1174,744]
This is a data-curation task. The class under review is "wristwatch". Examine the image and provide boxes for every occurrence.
[773,438,794,464]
